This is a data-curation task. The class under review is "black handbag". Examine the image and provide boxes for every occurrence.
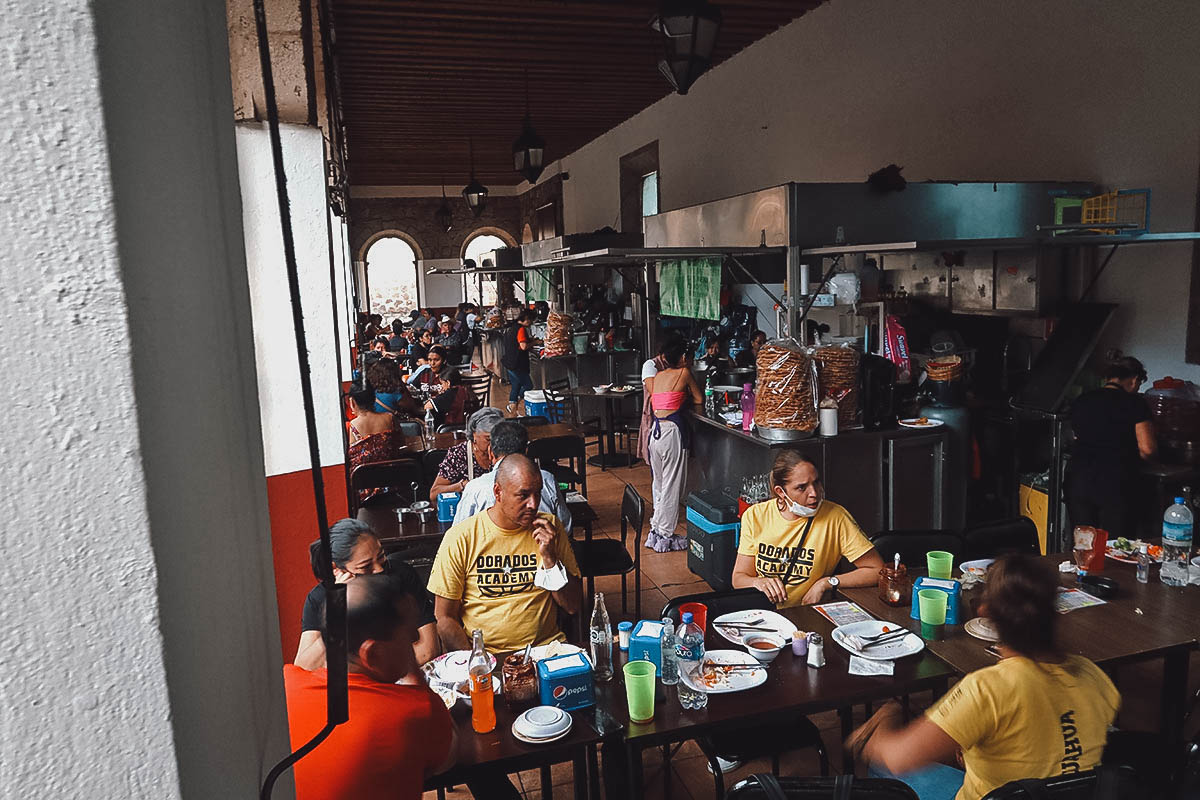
[727,773,918,800]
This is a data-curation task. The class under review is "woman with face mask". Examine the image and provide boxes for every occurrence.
[732,450,884,606]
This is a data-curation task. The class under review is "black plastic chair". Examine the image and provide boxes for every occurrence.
[869,530,965,567]
[394,419,423,437]
[982,766,1137,800]
[573,484,643,617]
[527,433,588,499]
[660,588,831,800]
[461,373,491,415]
[729,774,917,800]
[516,415,551,427]
[350,458,424,513]
[963,517,1041,560]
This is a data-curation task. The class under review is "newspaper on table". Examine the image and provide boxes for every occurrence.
[813,600,874,627]
[1055,587,1106,613]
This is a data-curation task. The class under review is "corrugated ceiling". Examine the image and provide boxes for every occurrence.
[330,1,823,186]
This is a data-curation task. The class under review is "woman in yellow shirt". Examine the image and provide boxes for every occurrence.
[732,450,883,607]
[848,554,1120,800]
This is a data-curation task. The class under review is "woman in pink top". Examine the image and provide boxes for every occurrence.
[645,337,703,552]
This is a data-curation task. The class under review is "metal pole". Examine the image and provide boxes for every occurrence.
[786,245,802,340]
[1049,415,1065,553]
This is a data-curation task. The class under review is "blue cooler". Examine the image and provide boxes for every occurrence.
[685,505,741,591]
[629,619,664,676]
[536,651,595,710]
[910,577,962,625]
[524,390,548,419]
[437,492,460,522]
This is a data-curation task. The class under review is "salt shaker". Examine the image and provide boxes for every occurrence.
[806,633,825,668]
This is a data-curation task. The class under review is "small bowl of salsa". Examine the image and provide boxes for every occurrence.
[743,633,787,665]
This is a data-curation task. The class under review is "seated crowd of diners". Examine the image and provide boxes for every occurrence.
[285,403,1125,800]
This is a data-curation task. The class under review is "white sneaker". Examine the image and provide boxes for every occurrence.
[706,756,742,774]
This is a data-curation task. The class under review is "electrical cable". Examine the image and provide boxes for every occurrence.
[253,0,348,796]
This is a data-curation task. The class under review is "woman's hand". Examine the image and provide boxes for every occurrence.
[800,577,831,606]
[334,569,355,585]
[752,576,788,604]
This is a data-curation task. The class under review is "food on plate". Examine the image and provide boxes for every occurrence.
[611,384,635,392]
[914,417,929,425]
[1107,537,1162,560]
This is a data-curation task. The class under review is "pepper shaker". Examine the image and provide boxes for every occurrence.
[806,633,825,668]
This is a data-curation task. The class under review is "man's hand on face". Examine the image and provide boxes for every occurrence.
[532,517,557,567]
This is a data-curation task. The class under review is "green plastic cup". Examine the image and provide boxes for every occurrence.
[623,660,657,723]
[918,589,948,641]
[926,551,954,579]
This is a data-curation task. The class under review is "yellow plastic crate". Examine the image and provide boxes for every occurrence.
[1080,189,1150,234]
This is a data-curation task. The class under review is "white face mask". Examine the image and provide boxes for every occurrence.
[780,489,821,518]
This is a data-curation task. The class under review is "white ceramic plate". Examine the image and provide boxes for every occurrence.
[964,617,1000,642]
[712,609,797,646]
[512,723,573,745]
[960,558,995,580]
[514,705,572,740]
[427,649,497,684]
[898,418,945,429]
[710,385,744,393]
[678,649,768,694]
[831,620,925,662]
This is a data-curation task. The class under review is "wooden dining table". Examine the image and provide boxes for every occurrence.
[840,553,1200,745]
[600,603,958,799]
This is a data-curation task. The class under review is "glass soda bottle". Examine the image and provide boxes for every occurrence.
[589,593,613,681]
[676,612,708,710]
[468,629,496,733]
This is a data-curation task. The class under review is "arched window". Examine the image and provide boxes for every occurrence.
[365,236,420,321]
[463,232,510,307]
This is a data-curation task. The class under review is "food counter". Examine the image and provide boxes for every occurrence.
[689,414,950,535]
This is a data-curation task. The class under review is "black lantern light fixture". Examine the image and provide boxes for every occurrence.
[512,69,546,184]
[434,182,453,232]
[462,138,489,218]
[649,0,722,96]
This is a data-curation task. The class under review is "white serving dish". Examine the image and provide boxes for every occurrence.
[831,620,924,662]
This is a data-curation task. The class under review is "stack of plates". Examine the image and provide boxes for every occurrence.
[512,705,573,744]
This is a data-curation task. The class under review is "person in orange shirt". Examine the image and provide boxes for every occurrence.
[283,573,455,800]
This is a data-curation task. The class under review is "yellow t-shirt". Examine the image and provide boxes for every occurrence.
[736,499,873,607]
[927,655,1120,800]
[427,510,580,652]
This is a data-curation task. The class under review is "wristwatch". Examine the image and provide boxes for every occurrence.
[827,575,840,589]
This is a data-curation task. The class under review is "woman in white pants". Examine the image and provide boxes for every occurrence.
[645,338,703,552]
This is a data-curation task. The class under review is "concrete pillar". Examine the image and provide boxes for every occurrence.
[236,122,350,661]
[2,0,290,797]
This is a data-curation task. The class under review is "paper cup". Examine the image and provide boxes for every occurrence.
[623,660,657,723]
[926,551,954,579]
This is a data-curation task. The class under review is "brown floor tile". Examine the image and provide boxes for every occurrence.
[616,587,669,623]
[659,579,712,600]
[516,759,577,790]
[640,548,700,588]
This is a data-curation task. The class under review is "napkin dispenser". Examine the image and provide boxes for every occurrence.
[629,620,664,676]
[909,577,962,625]
[536,652,595,711]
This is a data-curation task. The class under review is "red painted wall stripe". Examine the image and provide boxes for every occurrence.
[266,464,349,663]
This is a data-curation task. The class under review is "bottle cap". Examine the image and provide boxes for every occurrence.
[1175,497,1186,505]
[681,612,693,624]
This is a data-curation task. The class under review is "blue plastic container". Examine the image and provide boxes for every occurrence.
[536,651,595,710]
[524,390,548,419]
[437,491,461,522]
[629,619,665,676]
[909,576,962,625]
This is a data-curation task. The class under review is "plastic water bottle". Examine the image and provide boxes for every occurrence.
[704,387,716,419]
[741,382,755,431]
[659,617,679,686]
[589,593,613,681]
[424,406,436,436]
[676,612,707,710]
[1160,497,1193,586]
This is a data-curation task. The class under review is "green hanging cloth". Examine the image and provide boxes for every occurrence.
[659,257,722,321]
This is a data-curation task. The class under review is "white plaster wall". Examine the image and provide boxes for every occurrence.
[2,0,290,797]
[332,214,356,381]
[238,123,346,475]
[560,0,1200,381]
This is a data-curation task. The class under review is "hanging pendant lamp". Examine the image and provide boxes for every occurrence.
[434,182,453,232]
[462,138,489,217]
[650,0,722,96]
[512,69,546,184]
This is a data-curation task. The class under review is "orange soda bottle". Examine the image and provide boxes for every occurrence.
[468,629,496,733]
